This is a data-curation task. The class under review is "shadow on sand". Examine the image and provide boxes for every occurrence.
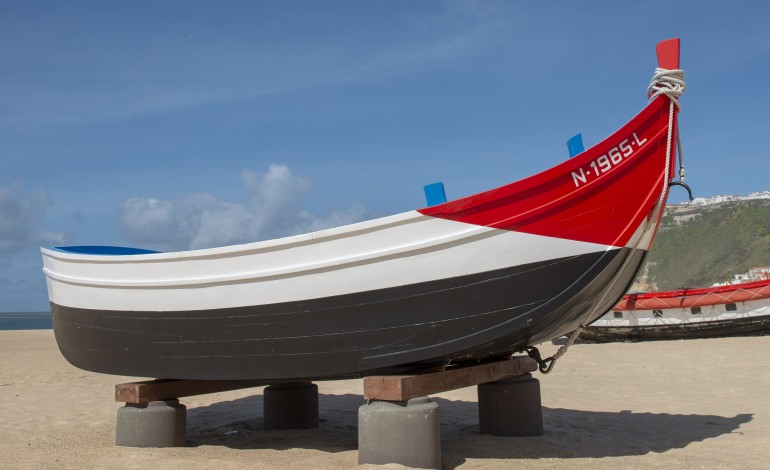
[185,393,751,465]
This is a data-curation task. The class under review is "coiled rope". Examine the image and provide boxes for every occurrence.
[526,66,687,374]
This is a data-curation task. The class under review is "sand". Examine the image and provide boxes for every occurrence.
[1,330,769,469]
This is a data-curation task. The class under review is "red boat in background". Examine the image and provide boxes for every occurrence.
[580,279,770,342]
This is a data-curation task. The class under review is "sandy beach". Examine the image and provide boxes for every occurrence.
[2,330,769,469]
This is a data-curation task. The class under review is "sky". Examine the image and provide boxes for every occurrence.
[2,0,769,311]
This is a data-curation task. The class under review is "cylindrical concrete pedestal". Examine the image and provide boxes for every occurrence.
[478,373,543,436]
[263,382,319,430]
[116,399,187,447]
[358,396,441,469]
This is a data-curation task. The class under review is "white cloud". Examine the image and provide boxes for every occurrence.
[0,183,65,255]
[117,164,368,252]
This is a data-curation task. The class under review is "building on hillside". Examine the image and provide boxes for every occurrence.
[733,267,770,283]
[710,267,770,286]
[686,191,770,206]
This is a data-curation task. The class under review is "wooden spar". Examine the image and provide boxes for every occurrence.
[363,356,537,401]
[116,356,537,403]
[116,379,265,404]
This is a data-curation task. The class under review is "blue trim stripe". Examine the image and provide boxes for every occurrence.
[52,246,161,255]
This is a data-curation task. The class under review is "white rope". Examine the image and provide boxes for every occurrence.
[551,238,644,363]
[544,66,688,367]
[647,68,687,206]
[647,68,685,110]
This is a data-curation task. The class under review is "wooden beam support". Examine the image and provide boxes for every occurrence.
[116,379,265,404]
[363,356,537,401]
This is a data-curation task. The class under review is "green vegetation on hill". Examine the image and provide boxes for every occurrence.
[637,199,770,290]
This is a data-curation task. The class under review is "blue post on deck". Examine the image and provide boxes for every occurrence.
[567,133,585,158]
[423,182,447,207]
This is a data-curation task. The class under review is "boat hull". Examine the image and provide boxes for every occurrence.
[52,247,644,380]
[580,314,770,342]
[43,40,684,381]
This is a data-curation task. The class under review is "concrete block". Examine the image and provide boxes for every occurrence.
[263,382,319,430]
[478,373,543,436]
[358,396,441,469]
[116,399,186,447]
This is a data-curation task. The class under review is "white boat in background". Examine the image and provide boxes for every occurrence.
[580,279,770,342]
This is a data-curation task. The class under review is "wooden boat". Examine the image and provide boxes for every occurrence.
[579,279,770,342]
[42,39,686,381]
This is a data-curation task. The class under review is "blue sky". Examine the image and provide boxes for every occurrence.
[2,1,769,311]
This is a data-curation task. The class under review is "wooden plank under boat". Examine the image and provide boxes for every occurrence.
[579,279,770,342]
[42,39,685,381]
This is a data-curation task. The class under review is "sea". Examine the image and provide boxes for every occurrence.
[0,311,52,330]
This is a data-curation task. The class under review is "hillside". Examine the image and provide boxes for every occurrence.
[632,198,770,291]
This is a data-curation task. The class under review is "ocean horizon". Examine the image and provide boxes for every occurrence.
[0,311,52,330]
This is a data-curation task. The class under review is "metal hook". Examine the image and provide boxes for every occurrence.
[526,346,557,374]
[669,180,694,201]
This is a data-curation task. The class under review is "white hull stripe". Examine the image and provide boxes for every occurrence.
[43,213,616,312]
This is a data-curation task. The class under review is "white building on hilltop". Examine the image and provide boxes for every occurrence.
[714,267,770,286]
[687,191,770,206]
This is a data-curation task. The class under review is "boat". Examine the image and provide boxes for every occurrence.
[579,279,770,342]
[42,39,687,381]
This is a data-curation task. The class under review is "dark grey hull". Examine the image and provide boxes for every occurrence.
[52,247,645,381]
[579,314,770,343]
